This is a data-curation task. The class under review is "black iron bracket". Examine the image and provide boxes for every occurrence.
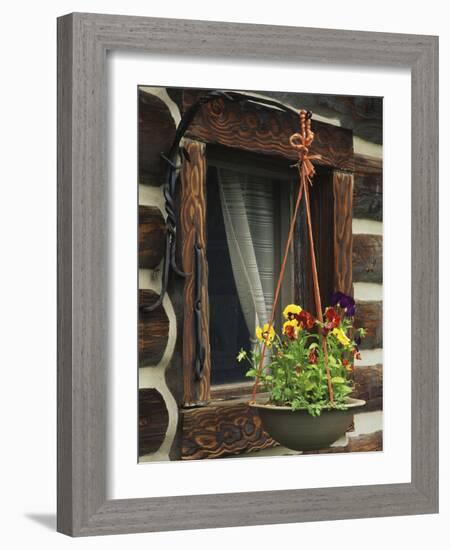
[193,239,206,380]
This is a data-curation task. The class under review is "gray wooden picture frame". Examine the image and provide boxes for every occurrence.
[57,12,439,537]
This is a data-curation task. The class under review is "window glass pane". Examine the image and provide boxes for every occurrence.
[206,166,290,385]
[206,171,251,384]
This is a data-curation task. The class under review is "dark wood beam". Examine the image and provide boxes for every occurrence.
[139,388,169,456]
[355,300,382,349]
[353,173,383,221]
[353,365,383,411]
[183,90,354,172]
[139,89,177,185]
[353,234,383,283]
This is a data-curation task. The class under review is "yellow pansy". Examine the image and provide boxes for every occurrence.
[256,323,275,347]
[283,304,302,321]
[282,320,298,340]
[332,327,351,347]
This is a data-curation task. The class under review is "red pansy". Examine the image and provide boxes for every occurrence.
[295,310,315,330]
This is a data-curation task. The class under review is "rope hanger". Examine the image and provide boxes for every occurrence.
[250,110,334,405]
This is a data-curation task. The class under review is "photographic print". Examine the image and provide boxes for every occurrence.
[138,86,383,462]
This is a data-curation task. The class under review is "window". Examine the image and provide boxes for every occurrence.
[205,147,296,386]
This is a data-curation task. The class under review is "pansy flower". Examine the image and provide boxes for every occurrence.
[283,304,302,321]
[256,323,275,347]
[295,309,315,330]
[323,306,341,335]
[330,291,345,306]
[330,291,356,318]
[331,327,351,348]
[325,306,341,326]
[340,294,356,317]
[282,320,298,340]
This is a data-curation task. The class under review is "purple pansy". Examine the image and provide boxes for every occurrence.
[330,291,356,317]
[330,291,345,306]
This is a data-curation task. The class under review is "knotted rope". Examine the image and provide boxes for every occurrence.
[250,110,334,404]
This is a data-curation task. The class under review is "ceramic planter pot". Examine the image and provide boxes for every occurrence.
[250,397,366,451]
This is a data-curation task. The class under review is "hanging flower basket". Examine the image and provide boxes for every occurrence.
[240,295,367,451]
[250,397,366,451]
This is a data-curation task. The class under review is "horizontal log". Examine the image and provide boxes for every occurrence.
[139,205,166,269]
[139,290,170,366]
[353,234,383,283]
[347,430,383,452]
[303,430,382,454]
[139,388,169,456]
[181,399,277,460]
[354,153,382,175]
[355,300,382,349]
[353,365,383,411]
[353,173,383,221]
[183,90,354,171]
[139,89,176,185]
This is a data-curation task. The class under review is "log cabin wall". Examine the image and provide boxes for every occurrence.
[138,87,383,461]
[138,88,183,461]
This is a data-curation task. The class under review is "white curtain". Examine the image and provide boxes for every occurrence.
[216,168,276,340]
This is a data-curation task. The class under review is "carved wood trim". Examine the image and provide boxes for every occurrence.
[180,139,211,405]
[182,90,354,172]
[181,398,277,460]
[333,170,354,296]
